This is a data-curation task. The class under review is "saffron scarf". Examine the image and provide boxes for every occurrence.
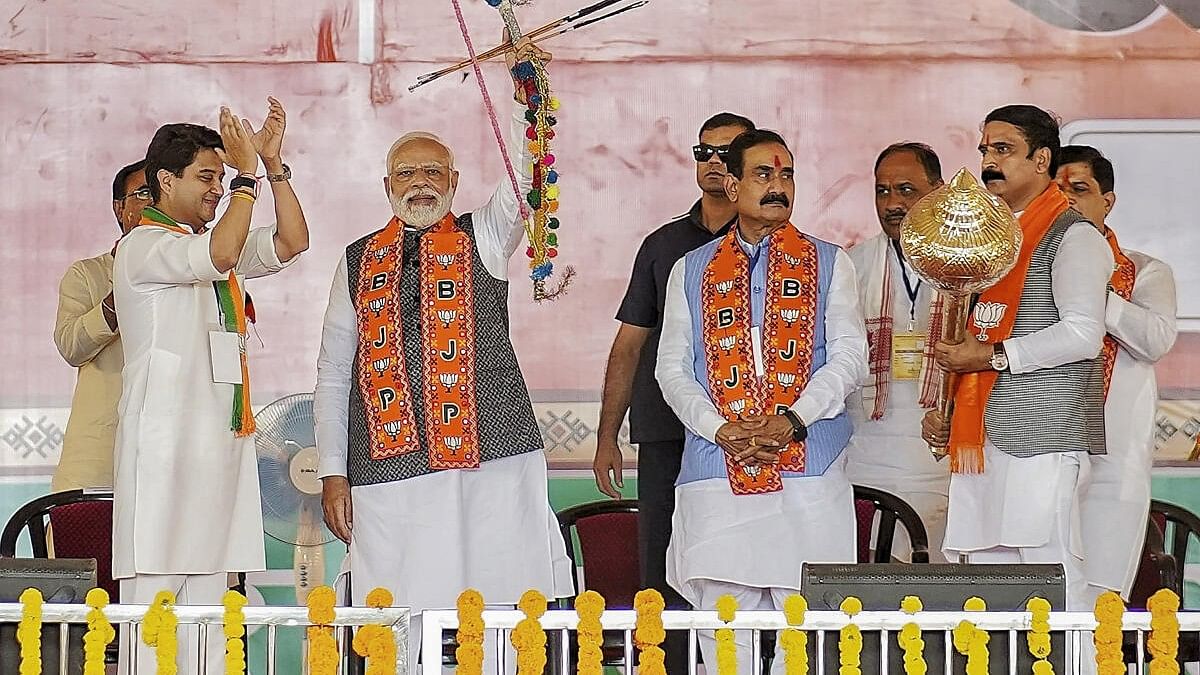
[701,223,819,495]
[356,213,479,469]
[139,207,255,436]
[947,185,1069,473]
[1101,227,1136,398]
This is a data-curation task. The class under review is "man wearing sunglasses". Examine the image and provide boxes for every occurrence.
[593,112,753,673]
[51,160,150,492]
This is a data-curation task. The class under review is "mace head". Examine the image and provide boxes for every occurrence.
[899,167,1023,295]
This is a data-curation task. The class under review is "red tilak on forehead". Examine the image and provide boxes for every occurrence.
[773,154,782,170]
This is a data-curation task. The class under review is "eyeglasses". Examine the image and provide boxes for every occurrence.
[692,144,730,163]
[119,187,152,202]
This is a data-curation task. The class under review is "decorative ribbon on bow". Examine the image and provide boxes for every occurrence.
[449,0,574,302]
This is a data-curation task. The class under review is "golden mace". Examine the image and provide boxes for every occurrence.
[899,168,1022,458]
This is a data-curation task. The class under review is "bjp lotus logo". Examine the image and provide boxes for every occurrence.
[972,302,1006,341]
[437,309,458,327]
[715,280,734,296]
[439,372,459,390]
[373,245,391,262]
[780,308,800,325]
[435,253,456,269]
[718,335,737,353]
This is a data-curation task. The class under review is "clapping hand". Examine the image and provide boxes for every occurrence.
[216,106,259,174]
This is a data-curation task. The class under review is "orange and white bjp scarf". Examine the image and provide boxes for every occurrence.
[701,223,819,495]
[1101,227,1136,398]
[947,185,1068,473]
[140,207,255,436]
[355,213,479,469]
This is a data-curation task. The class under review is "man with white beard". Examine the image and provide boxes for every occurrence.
[314,38,573,669]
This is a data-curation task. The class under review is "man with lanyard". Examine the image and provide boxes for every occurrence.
[1056,144,1178,604]
[592,112,753,669]
[923,105,1111,611]
[314,38,573,670]
[657,129,867,674]
[53,160,150,492]
[113,98,309,675]
[845,142,949,561]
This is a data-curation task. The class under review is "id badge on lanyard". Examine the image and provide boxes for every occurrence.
[209,282,244,385]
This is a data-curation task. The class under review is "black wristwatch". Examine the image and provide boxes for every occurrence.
[229,175,258,194]
[781,409,808,443]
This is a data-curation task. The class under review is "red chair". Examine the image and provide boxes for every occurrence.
[0,489,117,601]
[557,499,640,608]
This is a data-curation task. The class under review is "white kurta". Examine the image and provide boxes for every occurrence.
[942,221,1112,609]
[1081,249,1177,596]
[313,105,574,647]
[845,233,950,561]
[655,237,867,600]
[112,224,291,577]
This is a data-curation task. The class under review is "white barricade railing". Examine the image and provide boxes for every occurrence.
[422,609,1200,675]
[0,603,409,675]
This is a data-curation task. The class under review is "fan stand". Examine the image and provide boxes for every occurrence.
[291,445,327,675]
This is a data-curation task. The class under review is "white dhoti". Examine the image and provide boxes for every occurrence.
[118,573,228,675]
[944,447,1090,609]
[346,451,575,669]
[667,460,857,674]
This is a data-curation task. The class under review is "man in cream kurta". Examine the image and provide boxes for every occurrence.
[315,39,572,672]
[657,130,867,675]
[925,107,1111,612]
[114,100,308,675]
[845,143,949,561]
[53,160,151,491]
[1056,146,1178,602]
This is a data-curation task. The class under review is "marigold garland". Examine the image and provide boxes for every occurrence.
[17,588,42,675]
[898,596,926,675]
[714,594,738,675]
[952,597,989,675]
[222,590,248,675]
[839,597,863,675]
[353,587,398,675]
[1025,597,1053,675]
[575,591,606,675]
[307,585,339,675]
[456,589,486,675]
[1093,591,1125,675]
[142,590,179,675]
[83,588,115,675]
[635,589,668,675]
[1147,589,1181,675]
[781,595,809,675]
[511,590,548,675]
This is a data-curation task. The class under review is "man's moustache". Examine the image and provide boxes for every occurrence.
[760,194,790,206]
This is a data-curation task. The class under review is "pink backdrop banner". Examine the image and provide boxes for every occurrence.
[2,0,1197,461]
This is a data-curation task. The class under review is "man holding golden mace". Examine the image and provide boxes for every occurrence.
[910,105,1113,611]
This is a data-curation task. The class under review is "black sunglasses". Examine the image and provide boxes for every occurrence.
[692,143,730,163]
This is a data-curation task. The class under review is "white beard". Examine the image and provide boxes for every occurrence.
[390,186,455,228]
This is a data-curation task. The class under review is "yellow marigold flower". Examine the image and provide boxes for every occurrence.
[900,596,923,614]
[458,589,485,613]
[963,597,986,612]
[1148,589,1180,613]
[86,588,110,608]
[517,590,547,619]
[715,594,738,623]
[366,588,394,608]
[1027,597,1051,614]
[783,594,808,626]
[840,596,863,617]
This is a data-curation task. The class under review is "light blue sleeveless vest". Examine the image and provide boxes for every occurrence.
[675,230,853,486]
